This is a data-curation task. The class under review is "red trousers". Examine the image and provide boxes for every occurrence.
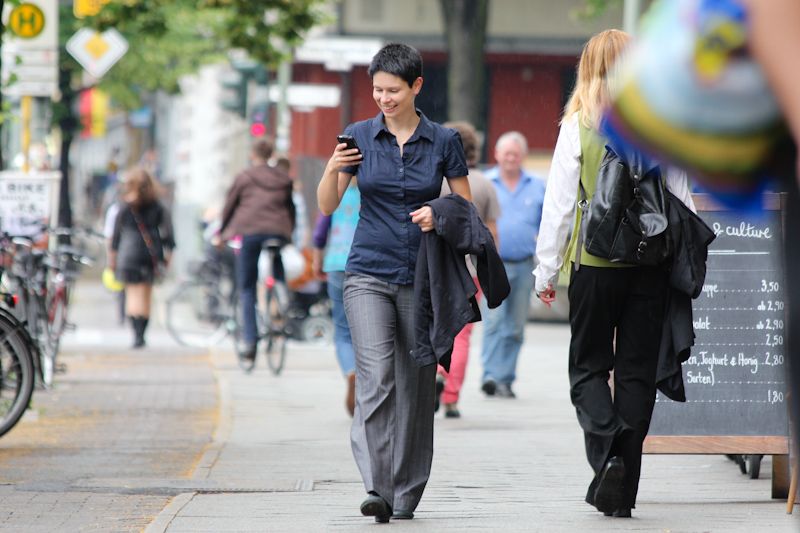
[438,281,481,404]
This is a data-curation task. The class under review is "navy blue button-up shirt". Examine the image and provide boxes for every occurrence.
[341,111,468,284]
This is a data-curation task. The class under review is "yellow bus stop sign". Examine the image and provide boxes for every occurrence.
[8,3,46,39]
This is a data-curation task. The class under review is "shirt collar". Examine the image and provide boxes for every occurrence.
[370,109,435,142]
[487,166,536,184]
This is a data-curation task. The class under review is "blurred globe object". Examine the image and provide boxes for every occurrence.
[604,0,792,197]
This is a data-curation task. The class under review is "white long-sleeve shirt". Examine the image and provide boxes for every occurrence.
[532,113,696,294]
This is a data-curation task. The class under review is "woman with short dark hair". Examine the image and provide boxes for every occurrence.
[318,42,471,522]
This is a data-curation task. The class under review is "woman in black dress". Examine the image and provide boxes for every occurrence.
[109,168,175,347]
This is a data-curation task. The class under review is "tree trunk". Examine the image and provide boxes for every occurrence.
[440,0,489,130]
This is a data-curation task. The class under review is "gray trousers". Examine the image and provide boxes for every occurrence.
[343,272,436,512]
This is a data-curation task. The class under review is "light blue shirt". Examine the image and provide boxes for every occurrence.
[485,166,546,261]
[323,185,361,272]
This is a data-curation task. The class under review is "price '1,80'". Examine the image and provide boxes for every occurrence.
[768,390,785,404]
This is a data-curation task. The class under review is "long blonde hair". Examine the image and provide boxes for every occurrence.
[561,29,631,129]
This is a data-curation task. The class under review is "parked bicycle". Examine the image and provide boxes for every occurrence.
[41,226,99,381]
[0,293,36,438]
[165,247,237,348]
[1,226,99,388]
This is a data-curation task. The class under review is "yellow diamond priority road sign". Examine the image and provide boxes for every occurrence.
[66,28,128,78]
[8,3,46,39]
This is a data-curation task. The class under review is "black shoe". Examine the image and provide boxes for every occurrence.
[360,494,391,523]
[392,510,414,520]
[604,507,632,517]
[434,375,445,412]
[495,383,516,398]
[481,379,497,396]
[444,403,460,418]
[594,456,626,514]
[237,343,257,373]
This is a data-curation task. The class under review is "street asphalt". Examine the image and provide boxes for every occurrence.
[0,279,797,532]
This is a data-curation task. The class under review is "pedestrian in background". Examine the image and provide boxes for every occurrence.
[533,29,695,518]
[317,42,471,523]
[108,168,175,348]
[479,131,545,398]
[437,121,501,418]
[219,138,295,367]
[312,179,361,416]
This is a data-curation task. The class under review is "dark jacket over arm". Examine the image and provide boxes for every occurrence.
[413,194,510,371]
[657,192,716,401]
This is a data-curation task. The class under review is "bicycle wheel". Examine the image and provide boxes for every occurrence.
[166,281,232,347]
[0,315,36,437]
[264,281,289,375]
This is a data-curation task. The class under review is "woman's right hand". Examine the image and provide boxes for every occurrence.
[327,143,362,173]
[538,284,556,308]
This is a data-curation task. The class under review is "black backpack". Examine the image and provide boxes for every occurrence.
[577,146,671,267]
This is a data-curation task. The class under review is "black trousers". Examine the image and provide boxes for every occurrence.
[567,263,668,509]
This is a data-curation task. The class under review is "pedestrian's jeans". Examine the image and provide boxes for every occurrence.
[480,257,534,385]
[326,270,356,376]
[236,233,286,346]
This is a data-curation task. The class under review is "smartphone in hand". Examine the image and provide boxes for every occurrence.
[337,134,361,155]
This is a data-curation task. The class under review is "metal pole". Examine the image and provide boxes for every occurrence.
[275,59,292,155]
[623,0,642,36]
[20,95,31,172]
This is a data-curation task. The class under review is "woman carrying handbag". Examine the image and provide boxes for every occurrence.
[533,30,695,518]
[109,167,175,348]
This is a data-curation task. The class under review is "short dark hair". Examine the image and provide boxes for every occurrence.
[367,43,422,87]
[251,137,274,160]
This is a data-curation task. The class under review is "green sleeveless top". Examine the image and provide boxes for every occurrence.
[561,118,634,274]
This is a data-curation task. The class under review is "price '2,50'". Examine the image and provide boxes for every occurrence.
[766,334,784,347]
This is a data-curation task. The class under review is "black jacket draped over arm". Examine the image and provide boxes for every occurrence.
[413,194,510,371]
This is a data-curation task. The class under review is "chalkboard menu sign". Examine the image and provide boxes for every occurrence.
[647,194,789,442]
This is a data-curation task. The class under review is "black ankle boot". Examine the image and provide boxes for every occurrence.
[140,317,149,346]
[131,316,146,348]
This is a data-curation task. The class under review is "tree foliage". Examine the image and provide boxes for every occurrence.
[82,0,327,109]
[572,0,623,21]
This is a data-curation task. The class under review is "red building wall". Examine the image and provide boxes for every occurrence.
[289,53,579,166]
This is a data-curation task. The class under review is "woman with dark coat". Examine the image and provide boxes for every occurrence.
[109,167,175,348]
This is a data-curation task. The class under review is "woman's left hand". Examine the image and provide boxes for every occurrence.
[410,206,434,232]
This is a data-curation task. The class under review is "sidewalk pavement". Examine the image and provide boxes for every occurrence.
[10,280,800,531]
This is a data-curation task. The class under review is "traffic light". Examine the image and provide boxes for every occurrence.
[220,71,247,118]
[251,104,268,137]
[219,59,269,120]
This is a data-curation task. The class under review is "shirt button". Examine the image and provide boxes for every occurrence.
[403,243,408,247]
[399,168,404,173]
[401,223,406,228]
